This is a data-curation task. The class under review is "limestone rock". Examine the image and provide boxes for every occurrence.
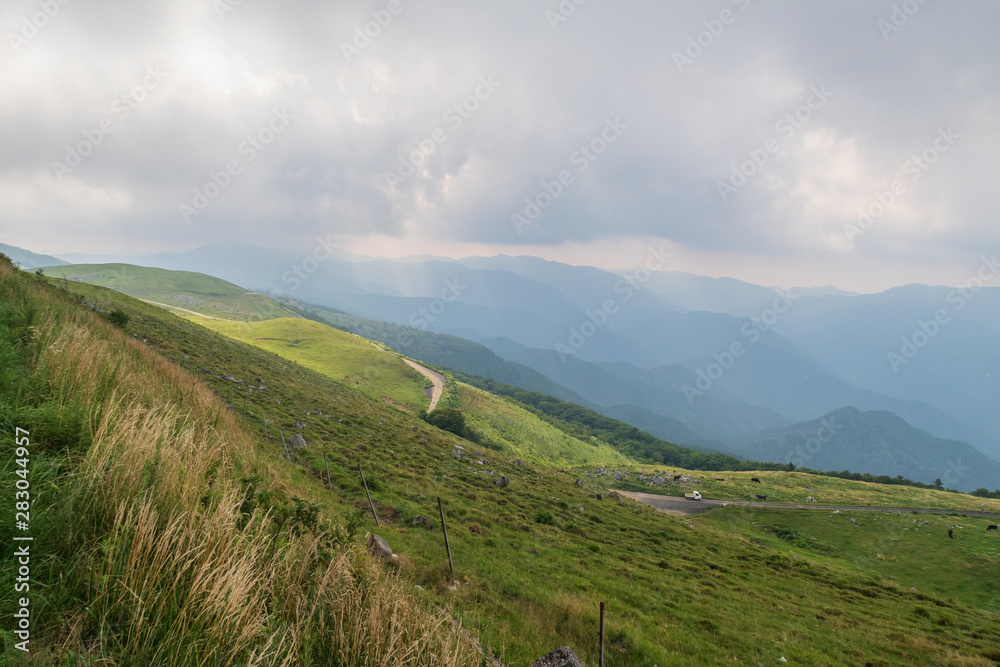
[367,533,396,560]
[531,646,584,667]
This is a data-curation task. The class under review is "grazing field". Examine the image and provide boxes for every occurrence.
[698,507,1000,612]
[605,464,1000,513]
[8,268,998,665]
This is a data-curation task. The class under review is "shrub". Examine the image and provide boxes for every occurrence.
[534,509,555,525]
[106,308,131,328]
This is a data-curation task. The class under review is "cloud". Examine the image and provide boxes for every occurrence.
[1,0,997,284]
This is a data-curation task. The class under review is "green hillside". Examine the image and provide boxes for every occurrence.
[197,317,432,414]
[42,263,297,321]
[5,262,1000,664]
[199,316,631,467]
[699,507,1000,611]
[455,382,631,466]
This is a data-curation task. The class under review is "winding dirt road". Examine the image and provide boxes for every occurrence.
[616,490,1000,519]
[402,359,446,413]
[139,299,222,320]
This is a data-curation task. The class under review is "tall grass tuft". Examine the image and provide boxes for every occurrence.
[0,260,481,666]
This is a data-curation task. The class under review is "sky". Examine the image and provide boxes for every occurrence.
[1,0,997,292]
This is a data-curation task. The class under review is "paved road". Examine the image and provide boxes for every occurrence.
[616,489,1000,519]
[402,359,446,413]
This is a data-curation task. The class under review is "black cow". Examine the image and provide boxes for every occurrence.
[988,524,998,532]
[756,495,767,501]
[948,528,954,539]
[751,477,762,484]
[715,478,725,481]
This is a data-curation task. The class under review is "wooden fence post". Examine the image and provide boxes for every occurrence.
[599,602,605,667]
[359,465,379,525]
[324,454,333,495]
[280,430,291,462]
[438,497,454,579]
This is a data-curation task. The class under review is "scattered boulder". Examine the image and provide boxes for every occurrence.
[575,479,584,487]
[255,377,262,383]
[367,533,396,559]
[295,421,305,430]
[512,459,523,467]
[453,445,465,460]
[288,433,307,449]
[494,476,510,488]
[531,646,584,667]
[412,515,433,527]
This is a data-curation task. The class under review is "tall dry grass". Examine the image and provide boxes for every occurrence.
[15,272,481,666]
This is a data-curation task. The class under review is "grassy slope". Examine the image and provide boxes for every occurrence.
[197,317,431,413]
[21,276,1000,666]
[197,316,629,467]
[1,265,478,666]
[42,263,297,321]
[606,465,1000,512]
[698,507,1000,613]
[456,381,630,466]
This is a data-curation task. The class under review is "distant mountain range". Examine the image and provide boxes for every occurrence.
[1,243,68,269]
[28,240,1000,489]
[731,407,1000,492]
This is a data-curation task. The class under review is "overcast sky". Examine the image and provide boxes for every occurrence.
[1,0,997,291]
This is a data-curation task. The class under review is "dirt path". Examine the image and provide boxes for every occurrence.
[616,489,1000,519]
[402,359,446,413]
[139,299,223,320]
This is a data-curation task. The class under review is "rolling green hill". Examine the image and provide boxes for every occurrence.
[42,262,298,321]
[198,316,632,467]
[455,381,630,466]
[7,261,1000,664]
[196,317,432,414]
